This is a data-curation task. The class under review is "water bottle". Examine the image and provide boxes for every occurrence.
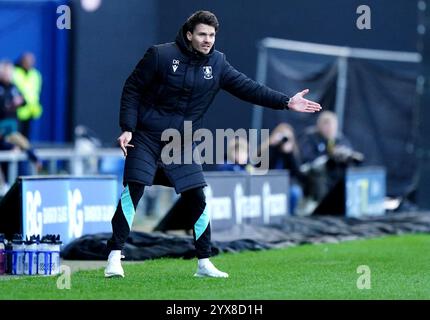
[24,236,39,275]
[51,234,63,274]
[37,237,52,275]
[5,239,12,274]
[11,234,25,275]
[0,234,5,275]
[47,235,62,275]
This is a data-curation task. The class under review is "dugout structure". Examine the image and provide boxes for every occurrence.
[252,38,421,197]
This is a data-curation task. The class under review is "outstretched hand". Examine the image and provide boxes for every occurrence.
[118,131,134,157]
[288,89,322,113]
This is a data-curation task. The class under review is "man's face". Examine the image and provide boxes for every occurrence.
[0,64,13,84]
[22,53,35,70]
[318,117,338,141]
[186,23,216,55]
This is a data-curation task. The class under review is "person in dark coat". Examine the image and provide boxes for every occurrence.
[0,61,41,188]
[216,136,254,172]
[265,123,305,215]
[299,111,363,201]
[105,10,322,278]
[0,61,24,137]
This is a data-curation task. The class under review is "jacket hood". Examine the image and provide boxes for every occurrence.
[175,23,215,60]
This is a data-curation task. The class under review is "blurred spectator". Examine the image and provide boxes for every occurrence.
[262,123,304,215]
[0,60,24,136]
[217,136,254,173]
[0,60,41,187]
[299,111,363,202]
[13,52,43,138]
[0,131,42,195]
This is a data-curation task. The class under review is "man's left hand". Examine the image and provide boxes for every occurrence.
[288,89,322,113]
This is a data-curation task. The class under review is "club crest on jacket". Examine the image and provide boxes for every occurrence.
[203,66,213,79]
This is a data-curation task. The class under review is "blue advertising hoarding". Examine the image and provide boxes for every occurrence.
[248,172,289,225]
[21,176,117,246]
[346,167,386,217]
[204,170,290,231]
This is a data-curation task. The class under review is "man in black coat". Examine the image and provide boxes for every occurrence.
[105,10,321,278]
[299,111,363,201]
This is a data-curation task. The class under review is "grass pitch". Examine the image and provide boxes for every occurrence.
[0,234,429,299]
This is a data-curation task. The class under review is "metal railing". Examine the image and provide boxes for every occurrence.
[0,148,124,185]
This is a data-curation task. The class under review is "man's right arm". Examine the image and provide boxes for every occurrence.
[119,46,158,132]
[220,56,288,110]
[220,55,321,113]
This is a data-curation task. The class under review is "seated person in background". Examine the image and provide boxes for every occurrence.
[216,136,254,173]
[261,123,304,215]
[299,110,363,201]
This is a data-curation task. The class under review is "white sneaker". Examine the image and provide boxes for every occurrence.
[104,250,125,278]
[194,259,229,278]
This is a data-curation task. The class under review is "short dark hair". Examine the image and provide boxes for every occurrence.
[185,10,219,33]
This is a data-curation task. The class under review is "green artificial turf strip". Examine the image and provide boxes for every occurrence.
[1,234,429,300]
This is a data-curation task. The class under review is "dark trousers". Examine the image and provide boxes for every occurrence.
[19,120,31,139]
[107,182,212,259]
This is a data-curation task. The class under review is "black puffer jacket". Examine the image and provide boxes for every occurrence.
[120,24,290,193]
[120,24,290,135]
